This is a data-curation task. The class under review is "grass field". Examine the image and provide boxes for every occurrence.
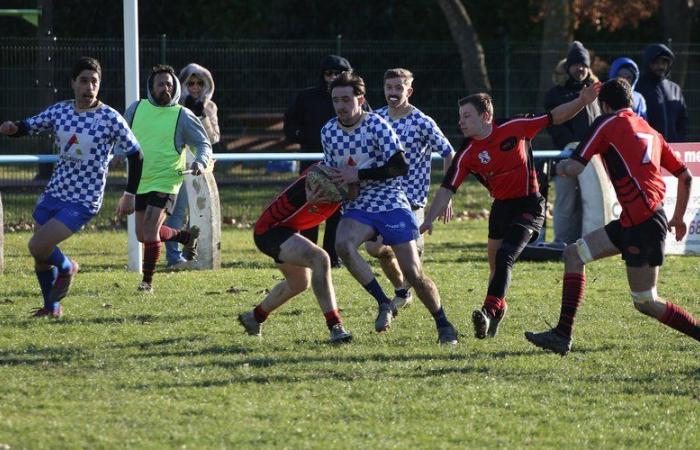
[1,221,698,449]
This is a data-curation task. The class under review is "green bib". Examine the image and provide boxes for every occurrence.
[131,100,185,194]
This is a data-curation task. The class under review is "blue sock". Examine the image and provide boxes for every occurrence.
[394,287,410,299]
[432,307,450,328]
[363,278,392,305]
[46,247,72,274]
[36,267,58,309]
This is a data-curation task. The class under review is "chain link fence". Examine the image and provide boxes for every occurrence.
[2,37,699,229]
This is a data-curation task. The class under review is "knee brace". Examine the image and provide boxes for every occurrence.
[574,238,593,264]
[630,288,658,315]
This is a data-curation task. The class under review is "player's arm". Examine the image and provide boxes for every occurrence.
[330,151,408,184]
[117,150,144,216]
[669,169,692,241]
[550,81,601,125]
[555,158,586,177]
[440,151,455,224]
[421,187,454,235]
[1,104,56,137]
[181,111,213,175]
[0,121,29,137]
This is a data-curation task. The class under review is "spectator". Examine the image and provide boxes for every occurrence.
[636,43,688,142]
[544,41,601,248]
[283,55,370,267]
[609,57,647,120]
[164,63,220,269]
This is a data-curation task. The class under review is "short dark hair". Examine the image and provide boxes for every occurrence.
[330,72,366,97]
[599,78,633,110]
[72,57,102,80]
[458,93,493,118]
[149,64,177,91]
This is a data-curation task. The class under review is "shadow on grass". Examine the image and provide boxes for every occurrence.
[221,260,274,270]
[0,345,85,366]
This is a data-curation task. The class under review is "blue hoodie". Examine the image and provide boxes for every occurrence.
[609,57,647,120]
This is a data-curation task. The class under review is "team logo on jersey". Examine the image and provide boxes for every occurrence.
[60,134,83,162]
[500,137,517,152]
[478,150,491,164]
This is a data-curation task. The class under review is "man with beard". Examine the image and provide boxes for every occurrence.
[284,55,370,268]
[544,41,602,249]
[366,68,454,309]
[123,65,212,293]
[636,43,688,142]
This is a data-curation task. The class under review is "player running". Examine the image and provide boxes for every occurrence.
[323,72,458,344]
[525,78,700,355]
[422,81,601,340]
[237,166,354,344]
[0,57,142,318]
[366,68,455,309]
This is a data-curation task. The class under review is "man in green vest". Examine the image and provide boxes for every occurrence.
[124,65,213,293]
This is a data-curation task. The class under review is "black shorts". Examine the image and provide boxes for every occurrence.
[488,193,545,241]
[254,227,298,263]
[605,208,667,267]
[135,192,177,215]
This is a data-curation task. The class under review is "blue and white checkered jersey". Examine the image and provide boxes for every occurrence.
[23,100,141,214]
[321,112,411,213]
[376,106,454,207]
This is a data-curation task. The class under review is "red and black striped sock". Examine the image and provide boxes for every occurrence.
[324,309,342,329]
[253,304,269,323]
[483,295,505,318]
[159,225,190,244]
[555,272,586,339]
[142,241,161,285]
[659,301,700,341]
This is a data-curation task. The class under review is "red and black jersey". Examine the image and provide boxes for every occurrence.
[254,171,341,235]
[573,108,687,227]
[442,113,552,200]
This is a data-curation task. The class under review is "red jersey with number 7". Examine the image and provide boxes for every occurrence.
[442,113,552,200]
[572,108,687,227]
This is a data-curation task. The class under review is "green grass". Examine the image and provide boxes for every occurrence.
[1,222,699,449]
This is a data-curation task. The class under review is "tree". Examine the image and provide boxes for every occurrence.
[435,0,491,93]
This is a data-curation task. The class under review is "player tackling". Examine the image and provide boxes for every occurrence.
[422,80,601,340]
[525,78,700,355]
[237,166,354,343]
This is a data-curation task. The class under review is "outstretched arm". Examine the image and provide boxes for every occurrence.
[329,151,408,184]
[550,82,601,125]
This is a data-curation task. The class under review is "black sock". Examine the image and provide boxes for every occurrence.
[363,278,392,305]
[432,307,450,328]
[394,287,410,299]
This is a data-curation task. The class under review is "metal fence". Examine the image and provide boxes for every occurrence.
[2,37,700,228]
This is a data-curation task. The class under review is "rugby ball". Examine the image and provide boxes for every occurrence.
[306,165,359,202]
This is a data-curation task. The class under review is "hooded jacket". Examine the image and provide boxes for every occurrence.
[544,42,601,149]
[283,55,370,171]
[124,68,212,170]
[608,57,647,120]
[179,63,220,145]
[636,44,688,142]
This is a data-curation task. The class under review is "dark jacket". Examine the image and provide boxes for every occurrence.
[544,76,601,149]
[544,42,601,149]
[283,55,371,171]
[636,44,688,142]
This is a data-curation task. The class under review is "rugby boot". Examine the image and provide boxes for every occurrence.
[329,323,353,344]
[375,301,398,332]
[525,329,572,356]
[238,310,262,337]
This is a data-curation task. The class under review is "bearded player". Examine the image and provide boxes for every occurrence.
[237,165,354,344]
[526,78,700,355]
[366,68,454,309]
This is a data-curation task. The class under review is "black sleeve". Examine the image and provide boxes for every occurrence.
[358,151,408,181]
[125,150,143,195]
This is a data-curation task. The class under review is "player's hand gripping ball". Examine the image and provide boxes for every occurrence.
[306,165,358,203]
